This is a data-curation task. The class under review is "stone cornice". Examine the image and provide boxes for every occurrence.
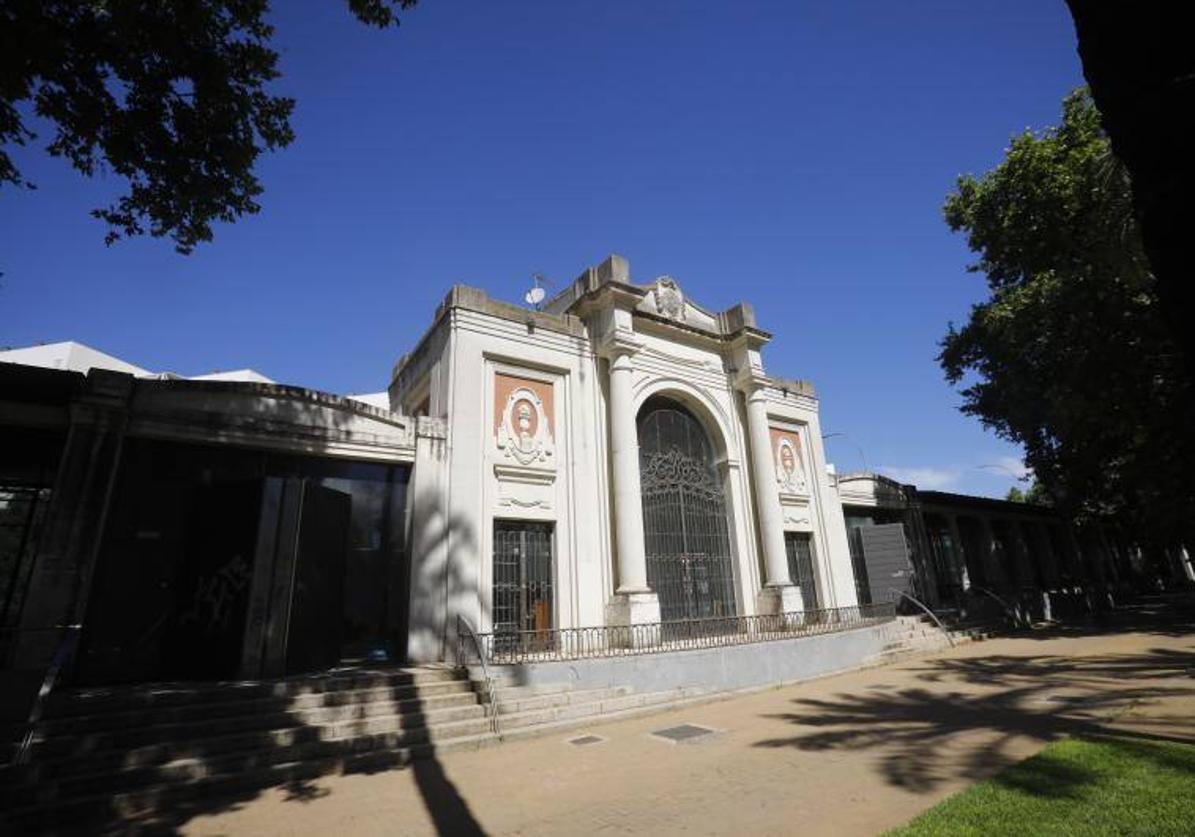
[566,281,647,319]
[132,375,410,429]
[595,329,646,360]
[634,309,772,351]
[392,285,586,386]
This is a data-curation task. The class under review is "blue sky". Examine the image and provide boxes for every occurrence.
[1,1,1084,497]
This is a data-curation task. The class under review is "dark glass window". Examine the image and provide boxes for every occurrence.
[78,438,409,684]
[784,532,820,611]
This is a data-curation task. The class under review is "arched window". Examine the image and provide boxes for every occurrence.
[637,396,737,623]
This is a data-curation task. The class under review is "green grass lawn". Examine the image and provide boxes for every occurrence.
[888,734,1195,836]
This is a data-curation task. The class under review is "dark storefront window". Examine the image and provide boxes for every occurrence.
[0,427,65,637]
[76,438,409,685]
[320,466,408,663]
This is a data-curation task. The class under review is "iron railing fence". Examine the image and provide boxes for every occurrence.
[458,602,896,666]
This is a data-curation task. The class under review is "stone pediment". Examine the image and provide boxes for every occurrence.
[634,276,719,331]
[546,254,769,345]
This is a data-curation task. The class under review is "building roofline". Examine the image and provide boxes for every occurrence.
[916,489,1058,516]
[390,284,586,385]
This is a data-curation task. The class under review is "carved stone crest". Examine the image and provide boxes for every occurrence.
[652,276,686,321]
[775,435,808,495]
[496,386,554,466]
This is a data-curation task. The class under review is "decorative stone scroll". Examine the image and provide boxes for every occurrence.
[652,276,686,322]
[782,507,811,528]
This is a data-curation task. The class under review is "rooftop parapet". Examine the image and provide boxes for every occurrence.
[546,253,772,344]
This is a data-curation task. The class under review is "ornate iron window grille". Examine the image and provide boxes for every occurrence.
[492,521,555,654]
[638,402,738,635]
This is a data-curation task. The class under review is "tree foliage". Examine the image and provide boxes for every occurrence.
[0,0,417,253]
[1005,481,1050,506]
[941,89,1192,546]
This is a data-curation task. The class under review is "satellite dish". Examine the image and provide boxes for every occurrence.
[524,286,546,306]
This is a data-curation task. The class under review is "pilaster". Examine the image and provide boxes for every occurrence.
[597,331,660,628]
[735,373,798,614]
[406,416,452,662]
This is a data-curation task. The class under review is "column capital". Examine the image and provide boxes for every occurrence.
[733,368,771,398]
[597,329,645,361]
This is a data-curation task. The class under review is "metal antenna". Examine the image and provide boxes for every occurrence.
[524,272,550,310]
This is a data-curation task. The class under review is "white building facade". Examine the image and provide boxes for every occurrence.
[392,254,858,662]
[1,254,1143,688]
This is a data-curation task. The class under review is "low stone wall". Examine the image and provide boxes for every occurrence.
[494,621,897,694]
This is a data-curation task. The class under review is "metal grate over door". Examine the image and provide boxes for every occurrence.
[859,523,912,604]
[638,399,737,630]
[784,532,820,611]
[492,521,554,649]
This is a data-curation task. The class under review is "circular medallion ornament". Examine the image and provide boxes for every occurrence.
[497,386,553,465]
[775,435,808,494]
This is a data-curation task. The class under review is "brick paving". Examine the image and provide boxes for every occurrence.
[181,624,1194,837]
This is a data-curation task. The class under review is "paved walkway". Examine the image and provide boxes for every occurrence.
[182,623,1194,836]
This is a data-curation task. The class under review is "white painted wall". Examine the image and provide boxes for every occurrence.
[399,273,861,652]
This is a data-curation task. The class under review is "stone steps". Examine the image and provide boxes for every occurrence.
[18,685,632,785]
[19,702,492,782]
[3,619,1001,832]
[865,617,1000,666]
[40,665,463,717]
[2,667,482,824]
[0,676,708,833]
[32,684,480,751]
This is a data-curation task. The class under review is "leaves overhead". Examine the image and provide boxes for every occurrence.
[347,0,418,28]
[0,1,417,253]
[940,89,1192,546]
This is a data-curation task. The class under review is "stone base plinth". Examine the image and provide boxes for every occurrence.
[606,591,662,648]
[756,583,805,616]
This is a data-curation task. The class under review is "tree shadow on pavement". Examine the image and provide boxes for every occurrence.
[910,647,1195,688]
[753,647,1195,793]
[412,757,486,836]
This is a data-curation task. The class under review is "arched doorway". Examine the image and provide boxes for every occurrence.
[637,395,737,624]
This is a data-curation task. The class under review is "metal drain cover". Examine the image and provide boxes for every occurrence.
[567,734,606,746]
[651,723,716,743]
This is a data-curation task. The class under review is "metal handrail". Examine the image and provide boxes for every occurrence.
[12,624,82,765]
[895,592,955,648]
[972,585,1028,628]
[456,615,500,735]
[470,602,897,665]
